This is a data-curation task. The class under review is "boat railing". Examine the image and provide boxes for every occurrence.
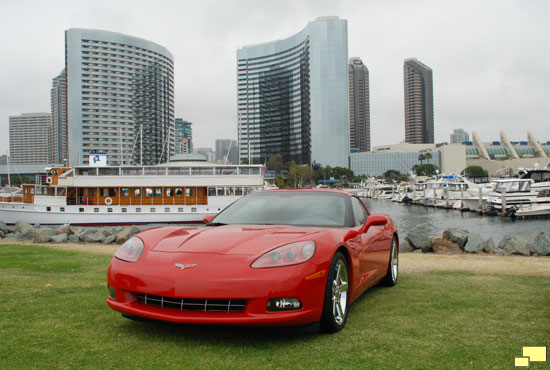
[73,165,263,178]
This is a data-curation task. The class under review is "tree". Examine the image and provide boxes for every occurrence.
[383,169,401,182]
[462,166,488,177]
[424,152,432,163]
[266,155,283,171]
[415,164,438,176]
[331,167,355,183]
[418,153,426,164]
[288,162,315,188]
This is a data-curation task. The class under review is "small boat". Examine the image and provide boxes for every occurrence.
[485,179,538,215]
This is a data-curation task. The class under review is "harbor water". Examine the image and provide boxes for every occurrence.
[363,198,549,245]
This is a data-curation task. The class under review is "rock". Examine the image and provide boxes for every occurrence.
[32,228,54,243]
[68,235,80,243]
[55,225,73,235]
[74,228,92,241]
[497,234,512,251]
[33,223,40,229]
[464,232,483,253]
[83,230,109,243]
[51,233,68,243]
[406,224,430,250]
[15,221,34,236]
[0,220,8,234]
[399,238,415,252]
[103,235,116,244]
[0,230,4,239]
[532,232,550,256]
[431,237,462,254]
[115,226,140,244]
[500,236,530,256]
[483,237,506,254]
[7,225,16,233]
[442,227,469,249]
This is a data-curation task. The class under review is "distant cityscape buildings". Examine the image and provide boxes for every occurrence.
[450,128,469,144]
[403,58,434,144]
[237,16,350,167]
[50,70,67,164]
[9,113,52,164]
[174,118,193,154]
[64,28,175,166]
[348,57,371,152]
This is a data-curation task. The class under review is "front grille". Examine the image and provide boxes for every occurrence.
[136,293,246,312]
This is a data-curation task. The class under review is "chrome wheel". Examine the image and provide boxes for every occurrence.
[321,252,350,333]
[390,237,398,283]
[331,259,349,326]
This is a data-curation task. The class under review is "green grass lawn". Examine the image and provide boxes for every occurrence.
[0,244,548,369]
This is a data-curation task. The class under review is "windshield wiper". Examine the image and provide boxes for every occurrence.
[207,222,227,226]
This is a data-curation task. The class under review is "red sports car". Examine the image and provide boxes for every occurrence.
[107,189,399,333]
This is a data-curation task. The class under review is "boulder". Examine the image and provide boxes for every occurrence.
[399,238,415,252]
[33,223,40,229]
[15,221,34,237]
[74,228,92,241]
[0,220,8,234]
[532,232,550,256]
[103,235,117,244]
[116,226,141,244]
[500,236,530,256]
[0,231,4,239]
[68,234,80,243]
[51,233,68,243]
[32,228,54,243]
[431,237,462,254]
[55,225,73,236]
[442,227,469,249]
[406,224,430,250]
[483,237,506,254]
[83,230,109,243]
[464,232,483,253]
[7,225,16,233]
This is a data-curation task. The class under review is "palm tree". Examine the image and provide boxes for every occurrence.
[424,152,432,164]
[418,153,426,164]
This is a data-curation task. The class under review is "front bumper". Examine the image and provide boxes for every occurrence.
[106,251,328,326]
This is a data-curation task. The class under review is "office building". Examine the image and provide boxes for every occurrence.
[450,128,469,144]
[237,16,349,167]
[64,29,175,166]
[51,69,67,164]
[9,113,52,164]
[175,119,193,154]
[404,58,434,144]
[348,57,370,152]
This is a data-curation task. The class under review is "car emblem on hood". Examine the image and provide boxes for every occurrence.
[175,263,197,270]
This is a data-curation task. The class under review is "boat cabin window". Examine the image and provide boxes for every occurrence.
[57,188,66,196]
[235,187,243,196]
[101,188,116,197]
[135,188,141,197]
[208,188,216,196]
[216,187,224,196]
[122,188,129,197]
[166,188,174,197]
[155,188,162,197]
[145,188,153,197]
[186,188,194,197]
[175,188,183,196]
[226,187,234,196]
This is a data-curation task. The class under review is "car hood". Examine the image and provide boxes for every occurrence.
[142,225,324,255]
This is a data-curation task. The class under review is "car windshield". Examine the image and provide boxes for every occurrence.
[211,191,352,227]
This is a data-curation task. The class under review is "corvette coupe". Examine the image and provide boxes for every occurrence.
[107,189,399,333]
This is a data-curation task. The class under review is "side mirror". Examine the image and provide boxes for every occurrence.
[202,214,216,224]
[359,214,388,233]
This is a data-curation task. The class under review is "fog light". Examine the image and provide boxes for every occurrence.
[267,298,302,312]
[108,285,116,299]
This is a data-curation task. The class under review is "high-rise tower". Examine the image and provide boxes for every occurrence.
[237,17,349,167]
[348,57,370,152]
[64,29,175,166]
[404,58,434,144]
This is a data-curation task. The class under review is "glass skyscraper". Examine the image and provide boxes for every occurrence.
[404,58,434,144]
[65,29,175,166]
[348,57,370,152]
[237,17,349,167]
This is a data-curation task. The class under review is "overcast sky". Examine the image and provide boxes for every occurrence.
[1,0,549,154]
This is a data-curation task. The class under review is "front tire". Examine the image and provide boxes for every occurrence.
[320,252,350,333]
[381,235,398,286]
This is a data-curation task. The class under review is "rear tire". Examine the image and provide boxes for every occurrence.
[320,252,349,333]
[382,236,398,286]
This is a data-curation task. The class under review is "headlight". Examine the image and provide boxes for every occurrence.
[251,241,316,268]
[114,237,144,262]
